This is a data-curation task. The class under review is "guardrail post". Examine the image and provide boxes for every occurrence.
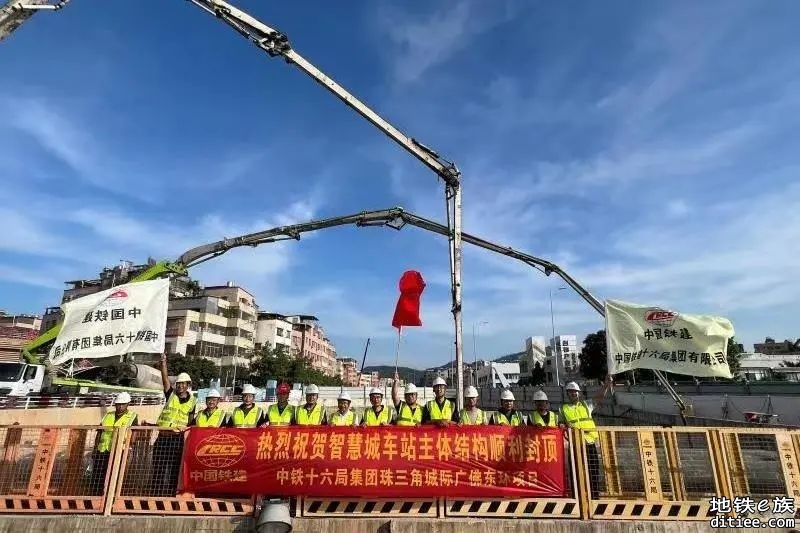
[571,428,590,520]
[27,427,58,497]
[775,432,800,501]
[637,431,663,501]
[103,427,129,516]
[24,397,30,410]
[663,431,686,501]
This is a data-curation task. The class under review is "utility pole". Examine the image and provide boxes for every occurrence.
[549,287,566,386]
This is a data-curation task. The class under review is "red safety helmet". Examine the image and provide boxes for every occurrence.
[277,383,291,395]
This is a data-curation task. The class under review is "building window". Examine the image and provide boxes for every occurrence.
[277,327,284,336]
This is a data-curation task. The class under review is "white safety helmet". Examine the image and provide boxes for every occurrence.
[433,377,447,387]
[175,372,192,384]
[500,389,515,401]
[404,383,418,395]
[306,384,320,395]
[114,392,131,404]
[533,390,548,402]
[241,384,257,396]
[338,391,352,402]
[565,381,581,392]
[206,389,221,399]
[369,387,383,396]
[464,386,478,398]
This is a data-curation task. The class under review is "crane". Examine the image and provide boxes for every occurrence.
[4,0,687,418]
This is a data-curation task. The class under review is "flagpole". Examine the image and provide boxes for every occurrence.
[394,328,401,372]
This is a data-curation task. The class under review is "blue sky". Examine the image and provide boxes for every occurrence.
[1,0,798,369]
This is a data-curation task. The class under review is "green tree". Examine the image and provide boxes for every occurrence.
[166,354,218,387]
[579,330,608,382]
[249,343,343,387]
[726,337,743,379]
[531,362,546,386]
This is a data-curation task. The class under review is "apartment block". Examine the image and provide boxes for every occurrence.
[337,357,359,386]
[254,312,293,353]
[165,283,257,369]
[288,315,337,377]
[754,337,800,356]
[476,361,520,388]
[0,312,42,362]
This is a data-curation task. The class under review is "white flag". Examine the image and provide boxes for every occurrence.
[49,279,169,366]
[605,299,734,379]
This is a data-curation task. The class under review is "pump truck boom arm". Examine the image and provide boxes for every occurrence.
[186,0,460,187]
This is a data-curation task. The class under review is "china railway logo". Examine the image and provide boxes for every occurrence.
[99,289,129,308]
[195,434,246,468]
[644,308,678,327]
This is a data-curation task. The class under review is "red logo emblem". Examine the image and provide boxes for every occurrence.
[195,433,246,469]
[645,309,678,327]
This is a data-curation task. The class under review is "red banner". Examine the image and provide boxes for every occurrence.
[182,425,567,498]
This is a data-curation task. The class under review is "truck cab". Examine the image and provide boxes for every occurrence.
[0,362,45,396]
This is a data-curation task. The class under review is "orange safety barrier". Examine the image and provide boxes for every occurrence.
[108,427,255,516]
[0,424,797,521]
[0,425,117,513]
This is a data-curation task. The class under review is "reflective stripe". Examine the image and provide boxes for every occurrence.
[330,411,356,426]
[494,411,523,426]
[531,411,558,427]
[268,404,294,425]
[296,404,324,426]
[232,406,262,427]
[363,407,391,426]
[97,411,136,452]
[396,402,422,426]
[459,409,485,425]
[156,393,197,428]
[560,401,598,443]
[196,408,226,427]
[426,399,453,421]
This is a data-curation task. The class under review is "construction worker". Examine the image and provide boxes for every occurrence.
[490,389,523,425]
[529,390,560,427]
[91,392,137,494]
[295,384,327,425]
[151,354,196,496]
[459,386,486,425]
[422,377,459,426]
[361,387,391,426]
[329,391,357,426]
[228,384,266,427]
[267,383,295,426]
[560,381,600,498]
[393,382,422,426]
[191,389,228,427]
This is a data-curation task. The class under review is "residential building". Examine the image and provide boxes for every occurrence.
[520,336,547,375]
[288,315,337,377]
[357,372,378,387]
[164,283,256,370]
[254,312,293,353]
[738,352,800,381]
[423,368,448,387]
[337,357,359,386]
[476,361,520,388]
[753,338,800,356]
[0,312,42,362]
[550,335,578,380]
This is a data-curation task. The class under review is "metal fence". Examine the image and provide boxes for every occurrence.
[0,395,164,410]
[0,424,797,520]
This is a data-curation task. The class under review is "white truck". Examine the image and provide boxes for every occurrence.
[0,362,46,396]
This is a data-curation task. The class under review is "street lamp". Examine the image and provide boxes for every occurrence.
[549,287,566,386]
[472,321,488,387]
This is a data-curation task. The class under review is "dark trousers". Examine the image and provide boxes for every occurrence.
[90,451,110,495]
[149,433,184,497]
[585,443,601,499]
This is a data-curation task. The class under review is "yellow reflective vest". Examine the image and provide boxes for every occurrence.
[329,410,356,426]
[232,405,262,427]
[493,410,523,426]
[559,401,598,444]
[296,404,325,426]
[97,411,137,452]
[459,408,486,425]
[267,404,294,426]
[156,392,197,428]
[362,406,391,426]
[196,408,227,428]
[395,402,422,426]
[425,399,454,422]
[530,411,559,427]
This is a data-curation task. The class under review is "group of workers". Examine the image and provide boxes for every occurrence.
[92,355,600,496]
